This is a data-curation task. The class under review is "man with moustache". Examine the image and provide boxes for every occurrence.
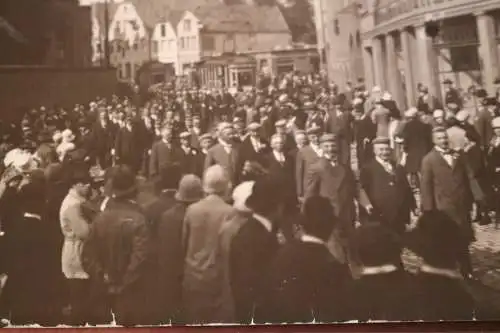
[421,127,485,279]
[296,125,323,202]
[304,134,357,249]
[359,137,417,236]
[204,122,243,186]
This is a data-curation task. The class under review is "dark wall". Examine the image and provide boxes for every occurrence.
[0,0,91,67]
[0,67,118,122]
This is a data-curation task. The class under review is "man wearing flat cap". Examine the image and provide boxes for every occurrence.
[179,131,199,175]
[359,137,416,236]
[304,133,357,250]
[296,125,323,201]
[204,122,243,186]
[150,126,184,182]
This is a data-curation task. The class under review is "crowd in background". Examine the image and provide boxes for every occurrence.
[0,71,500,326]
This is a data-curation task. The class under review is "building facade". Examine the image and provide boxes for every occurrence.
[312,0,366,89]
[93,0,296,85]
[360,0,500,109]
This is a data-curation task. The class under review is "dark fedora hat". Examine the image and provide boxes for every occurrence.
[109,165,137,198]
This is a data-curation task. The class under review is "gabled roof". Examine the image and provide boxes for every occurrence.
[93,1,119,31]
[127,0,221,30]
[192,4,291,33]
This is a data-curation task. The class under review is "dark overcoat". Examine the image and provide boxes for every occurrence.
[255,240,352,324]
[204,143,243,186]
[359,159,416,233]
[295,145,322,198]
[304,158,356,236]
[400,118,433,173]
[421,149,484,242]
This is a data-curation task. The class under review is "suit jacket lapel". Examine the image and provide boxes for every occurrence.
[432,149,452,169]
[323,159,345,190]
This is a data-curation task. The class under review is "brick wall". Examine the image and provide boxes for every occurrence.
[0,67,118,122]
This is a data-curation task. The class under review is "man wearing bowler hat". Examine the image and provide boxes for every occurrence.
[82,165,158,326]
[359,137,417,235]
[157,174,204,324]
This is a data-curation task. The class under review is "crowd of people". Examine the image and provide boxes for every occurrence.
[0,72,499,326]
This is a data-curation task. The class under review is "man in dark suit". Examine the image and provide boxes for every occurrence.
[149,127,184,182]
[255,196,352,323]
[143,164,182,232]
[324,97,354,166]
[443,79,463,111]
[274,119,296,154]
[399,107,433,190]
[359,137,417,235]
[258,103,275,142]
[90,109,115,170]
[230,177,282,324]
[240,122,269,168]
[265,134,297,228]
[179,131,200,176]
[304,134,357,244]
[194,133,214,178]
[296,125,323,201]
[137,112,156,178]
[474,97,498,149]
[113,117,141,174]
[421,127,485,279]
[204,122,243,186]
[157,174,203,324]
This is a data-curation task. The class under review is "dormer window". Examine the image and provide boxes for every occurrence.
[160,24,166,37]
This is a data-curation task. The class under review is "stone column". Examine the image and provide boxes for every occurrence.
[415,23,440,101]
[372,35,386,90]
[400,27,416,107]
[362,46,375,90]
[386,31,404,108]
[476,11,500,95]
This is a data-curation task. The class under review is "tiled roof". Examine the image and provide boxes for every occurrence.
[127,0,221,29]
[193,4,290,33]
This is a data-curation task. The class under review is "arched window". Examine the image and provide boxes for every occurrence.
[334,19,340,36]
[356,30,361,48]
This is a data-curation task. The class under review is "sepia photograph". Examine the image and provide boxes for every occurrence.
[1,0,500,328]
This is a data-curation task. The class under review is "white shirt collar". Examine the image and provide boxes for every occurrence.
[310,144,322,157]
[252,213,273,233]
[100,196,110,212]
[434,146,449,154]
[420,264,463,280]
[301,234,326,246]
[360,264,398,276]
[273,150,285,161]
[375,156,393,168]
